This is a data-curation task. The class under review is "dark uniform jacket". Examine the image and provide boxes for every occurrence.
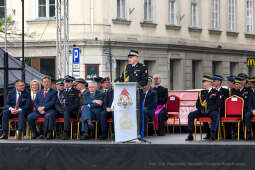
[141,87,158,111]
[4,89,31,113]
[55,87,80,113]
[216,87,229,116]
[103,89,114,110]
[249,92,255,112]
[120,63,148,87]
[153,86,168,105]
[196,88,220,114]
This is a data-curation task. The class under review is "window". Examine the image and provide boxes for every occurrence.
[117,0,126,19]
[228,0,236,32]
[246,0,254,33]
[40,58,55,78]
[38,0,55,18]
[191,0,199,27]
[169,0,178,25]
[211,0,220,29]
[85,64,99,80]
[144,0,153,22]
[0,0,5,19]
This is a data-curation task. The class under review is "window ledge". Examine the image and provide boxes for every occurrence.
[140,21,157,28]
[26,18,56,23]
[112,19,131,25]
[245,33,255,38]
[188,26,202,33]
[226,31,239,37]
[208,29,222,35]
[165,24,181,30]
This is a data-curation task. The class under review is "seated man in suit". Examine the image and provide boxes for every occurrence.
[0,80,31,140]
[141,76,157,137]
[55,76,80,140]
[100,77,114,140]
[28,76,57,140]
[80,81,104,140]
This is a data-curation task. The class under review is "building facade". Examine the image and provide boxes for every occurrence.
[0,0,255,90]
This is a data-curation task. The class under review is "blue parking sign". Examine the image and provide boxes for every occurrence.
[73,48,80,64]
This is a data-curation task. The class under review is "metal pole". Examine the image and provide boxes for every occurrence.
[21,0,25,82]
[109,40,112,82]
[4,0,7,51]
[3,52,8,105]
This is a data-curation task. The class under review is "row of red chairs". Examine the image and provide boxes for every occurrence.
[8,117,114,140]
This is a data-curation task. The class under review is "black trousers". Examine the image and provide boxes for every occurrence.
[245,111,253,132]
[57,109,76,132]
[100,111,114,138]
[187,110,218,135]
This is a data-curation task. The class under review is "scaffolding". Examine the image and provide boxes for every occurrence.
[56,0,69,78]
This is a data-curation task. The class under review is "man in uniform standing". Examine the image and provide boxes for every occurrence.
[55,76,80,140]
[185,75,220,141]
[120,50,148,87]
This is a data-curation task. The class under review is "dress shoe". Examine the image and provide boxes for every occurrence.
[17,132,22,140]
[39,135,45,139]
[99,136,107,140]
[185,135,193,141]
[80,133,89,140]
[0,134,8,140]
[63,132,70,140]
[203,134,211,140]
[210,133,216,141]
[32,133,39,139]
[47,131,53,140]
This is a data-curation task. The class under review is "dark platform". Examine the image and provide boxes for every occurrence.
[1,134,254,170]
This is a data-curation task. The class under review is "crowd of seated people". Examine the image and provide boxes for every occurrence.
[0,73,254,141]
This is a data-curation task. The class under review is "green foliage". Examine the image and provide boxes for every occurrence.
[0,16,13,32]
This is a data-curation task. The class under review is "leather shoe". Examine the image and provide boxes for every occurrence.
[0,134,8,140]
[63,132,70,140]
[99,136,107,140]
[80,133,89,140]
[32,133,39,139]
[203,134,211,140]
[17,132,22,140]
[47,131,53,140]
[185,135,193,141]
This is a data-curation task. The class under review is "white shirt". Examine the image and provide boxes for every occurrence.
[81,88,86,94]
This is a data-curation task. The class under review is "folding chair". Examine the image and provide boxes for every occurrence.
[107,118,113,139]
[220,95,244,141]
[166,95,181,134]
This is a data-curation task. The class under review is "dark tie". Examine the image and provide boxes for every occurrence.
[16,93,21,110]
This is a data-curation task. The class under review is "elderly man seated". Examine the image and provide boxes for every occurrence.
[80,81,104,140]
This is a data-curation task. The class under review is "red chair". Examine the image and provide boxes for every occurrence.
[55,117,76,139]
[194,116,221,141]
[220,95,244,141]
[166,95,181,134]
[77,118,98,139]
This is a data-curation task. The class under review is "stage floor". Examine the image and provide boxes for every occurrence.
[0,134,254,170]
[1,134,255,145]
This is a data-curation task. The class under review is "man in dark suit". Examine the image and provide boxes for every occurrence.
[80,81,104,140]
[55,76,80,140]
[100,77,114,140]
[141,76,157,137]
[28,76,57,140]
[0,80,31,140]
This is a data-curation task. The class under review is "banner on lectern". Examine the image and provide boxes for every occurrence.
[113,82,137,142]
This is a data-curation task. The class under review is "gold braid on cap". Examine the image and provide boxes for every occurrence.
[202,78,213,82]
